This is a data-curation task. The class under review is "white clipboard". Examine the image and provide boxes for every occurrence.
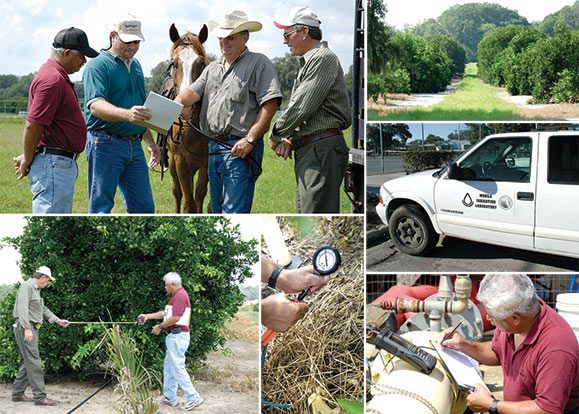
[431,341,491,394]
[134,91,183,134]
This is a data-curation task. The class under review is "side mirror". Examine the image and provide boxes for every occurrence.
[447,163,460,180]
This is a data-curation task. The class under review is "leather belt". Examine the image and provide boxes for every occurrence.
[36,146,79,160]
[102,131,143,141]
[214,133,243,142]
[292,128,342,151]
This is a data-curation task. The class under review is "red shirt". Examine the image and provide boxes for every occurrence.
[27,59,86,154]
[165,287,191,332]
[491,299,579,413]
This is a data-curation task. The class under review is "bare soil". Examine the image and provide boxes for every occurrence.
[0,339,258,414]
[496,89,579,121]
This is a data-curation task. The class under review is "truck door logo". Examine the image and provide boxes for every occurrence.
[462,193,474,207]
[498,195,513,210]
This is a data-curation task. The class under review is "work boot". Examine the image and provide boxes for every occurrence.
[12,395,34,402]
[35,398,60,406]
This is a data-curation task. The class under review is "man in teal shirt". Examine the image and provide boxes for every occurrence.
[83,14,160,213]
[12,266,69,406]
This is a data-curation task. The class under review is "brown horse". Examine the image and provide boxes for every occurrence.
[160,24,210,213]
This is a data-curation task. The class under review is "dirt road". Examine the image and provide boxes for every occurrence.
[0,339,258,414]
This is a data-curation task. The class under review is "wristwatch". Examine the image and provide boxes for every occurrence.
[489,398,499,414]
[245,135,256,145]
[268,264,284,288]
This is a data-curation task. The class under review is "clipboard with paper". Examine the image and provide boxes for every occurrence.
[430,341,491,394]
[134,91,183,134]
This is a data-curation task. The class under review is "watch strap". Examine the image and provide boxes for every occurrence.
[268,264,284,288]
[489,399,499,414]
[245,135,256,145]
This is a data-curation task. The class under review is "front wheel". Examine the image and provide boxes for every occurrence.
[388,204,438,256]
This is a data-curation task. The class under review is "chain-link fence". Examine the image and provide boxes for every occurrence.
[366,274,577,309]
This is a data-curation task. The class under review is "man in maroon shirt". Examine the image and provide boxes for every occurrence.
[440,274,579,414]
[138,272,204,411]
[13,27,98,213]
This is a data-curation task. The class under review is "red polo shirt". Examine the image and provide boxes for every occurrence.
[491,299,579,413]
[27,59,86,154]
[164,287,191,332]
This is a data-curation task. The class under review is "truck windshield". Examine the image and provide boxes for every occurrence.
[457,137,532,182]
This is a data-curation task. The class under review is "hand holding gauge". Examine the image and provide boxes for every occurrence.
[297,246,341,301]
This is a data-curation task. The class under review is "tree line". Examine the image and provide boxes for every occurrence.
[369,0,579,102]
[1,53,353,113]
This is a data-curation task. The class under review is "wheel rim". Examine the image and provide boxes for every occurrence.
[395,217,424,247]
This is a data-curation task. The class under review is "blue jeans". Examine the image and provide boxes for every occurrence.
[208,138,263,213]
[85,130,154,214]
[29,151,78,213]
[164,331,200,403]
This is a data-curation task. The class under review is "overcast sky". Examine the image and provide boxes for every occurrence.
[0,0,355,82]
[0,216,261,286]
[385,0,577,31]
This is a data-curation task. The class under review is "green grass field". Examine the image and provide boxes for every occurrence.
[369,63,524,121]
[0,118,352,214]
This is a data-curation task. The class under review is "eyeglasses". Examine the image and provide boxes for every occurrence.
[283,29,299,41]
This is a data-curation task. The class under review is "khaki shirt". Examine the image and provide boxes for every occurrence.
[13,279,58,330]
[271,41,351,143]
[190,48,282,137]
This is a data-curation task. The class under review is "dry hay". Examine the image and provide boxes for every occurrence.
[261,216,364,413]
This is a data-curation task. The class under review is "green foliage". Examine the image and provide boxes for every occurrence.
[400,150,463,173]
[539,1,579,36]
[337,399,364,414]
[0,73,34,99]
[0,216,257,381]
[367,69,410,101]
[425,35,467,75]
[147,59,171,95]
[271,53,301,109]
[551,69,579,103]
[391,33,453,93]
[366,123,411,154]
[368,0,397,74]
[100,325,161,414]
[0,284,15,300]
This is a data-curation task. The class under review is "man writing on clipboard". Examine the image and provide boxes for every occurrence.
[439,274,578,414]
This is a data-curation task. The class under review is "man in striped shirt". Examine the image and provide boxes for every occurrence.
[269,6,351,213]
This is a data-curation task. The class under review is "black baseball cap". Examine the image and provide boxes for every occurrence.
[53,27,98,58]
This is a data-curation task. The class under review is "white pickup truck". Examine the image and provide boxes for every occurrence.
[375,131,579,259]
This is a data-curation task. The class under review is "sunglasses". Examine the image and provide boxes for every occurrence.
[283,29,299,41]
[115,33,140,45]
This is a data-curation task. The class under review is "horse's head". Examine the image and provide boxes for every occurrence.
[168,23,209,96]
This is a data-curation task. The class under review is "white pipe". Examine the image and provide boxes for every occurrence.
[261,216,291,266]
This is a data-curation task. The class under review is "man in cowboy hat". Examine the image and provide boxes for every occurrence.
[174,10,282,214]
[83,14,160,214]
[12,266,70,406]
[269,6,351,213]
[13,27,98,213]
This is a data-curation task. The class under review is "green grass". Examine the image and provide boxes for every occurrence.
[369,63,523,121]
[0,118,352,213]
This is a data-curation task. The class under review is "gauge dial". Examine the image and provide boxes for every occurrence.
[312,246,341,275]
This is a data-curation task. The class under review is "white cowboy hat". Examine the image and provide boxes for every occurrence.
[208,10,262,38]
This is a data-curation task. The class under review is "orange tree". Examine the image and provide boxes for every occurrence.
[0,216,257,380]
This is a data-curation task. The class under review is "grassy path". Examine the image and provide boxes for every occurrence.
[369,63,523,121]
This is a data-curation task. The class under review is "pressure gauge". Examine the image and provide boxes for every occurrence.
[312,246,341,275]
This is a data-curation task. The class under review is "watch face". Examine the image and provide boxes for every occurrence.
[313,246,341,275]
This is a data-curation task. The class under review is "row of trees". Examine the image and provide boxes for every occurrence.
[478,24,579,103]
[368,0,466,100]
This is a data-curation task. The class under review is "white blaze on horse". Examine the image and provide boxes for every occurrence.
[158,24,210,213]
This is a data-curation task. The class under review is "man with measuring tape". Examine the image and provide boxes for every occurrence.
[137,272,204,411]
[12,266,69,406]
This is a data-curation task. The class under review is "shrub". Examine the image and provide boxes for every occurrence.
[0,216,257,381]
[552,69,579,103]
[401,150,463,173]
